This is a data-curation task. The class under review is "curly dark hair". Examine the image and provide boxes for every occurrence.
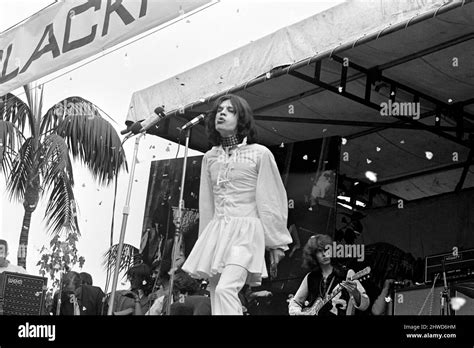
[205,94,258,146]
[173,269,200,296]
[302,234,333,271]
[127,263,153,295]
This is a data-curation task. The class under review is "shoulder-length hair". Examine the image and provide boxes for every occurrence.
[205,94,258,146]
[302,234,333,271]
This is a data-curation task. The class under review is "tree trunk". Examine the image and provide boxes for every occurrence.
[18,183,39,269]
[17,208,34,269]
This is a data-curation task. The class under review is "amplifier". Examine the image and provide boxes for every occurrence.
[393,284,445,315]
[425,248,474,283]
[0,272,47,315]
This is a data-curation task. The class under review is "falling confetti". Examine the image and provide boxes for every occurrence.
[425,151,433,160]
[354,181,359,186]
[366,158,372,164]
[166,146,170,152]
[280,143,284,148]
[365,171,378,182]
[376,147,381,152]
[322,129,327,132]
[266,72,271,79]
[98,201,102,206]
[448,98,453,103]
[400,140,405,144]
[303,155,308,160]
[308,207,313,211]
[82,183,86,187]
[135,179,138,182]
[341,138,347,145]
[338,86,343,93]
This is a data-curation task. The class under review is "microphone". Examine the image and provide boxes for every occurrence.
[121,107,166,135]
[180,113,207,131]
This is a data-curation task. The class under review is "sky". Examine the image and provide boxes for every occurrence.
[0,0,344,291]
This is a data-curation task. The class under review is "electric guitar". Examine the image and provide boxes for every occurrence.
[300,266,371,316]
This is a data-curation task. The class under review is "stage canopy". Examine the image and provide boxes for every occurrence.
[126,0,474,206]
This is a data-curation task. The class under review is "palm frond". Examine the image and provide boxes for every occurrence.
[52,97,126,185]
[103,243,141,275]
[44,172,80,236]
[0,93,32,133]
[7,138,34,202]
[0,120,21,174]
[41,134,74,191]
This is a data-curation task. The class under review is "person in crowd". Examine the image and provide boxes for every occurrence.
[51,271,82,315]
[111,263,154,315]
[80,272,93,286]
[77,272,106,315]
[288,234,369,316]
[0,239,27,274]
[51,270,106,315]
[168,269,211,315]
[182,94,292,315]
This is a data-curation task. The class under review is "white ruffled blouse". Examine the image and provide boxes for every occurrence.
[182,141,292,286]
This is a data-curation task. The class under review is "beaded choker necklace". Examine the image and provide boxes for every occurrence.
[220,134,242,148]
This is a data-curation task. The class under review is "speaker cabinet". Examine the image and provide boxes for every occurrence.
[0,272,47,315]
[393,285,445,315]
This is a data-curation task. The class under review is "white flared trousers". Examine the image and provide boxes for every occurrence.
[208,264,248,315]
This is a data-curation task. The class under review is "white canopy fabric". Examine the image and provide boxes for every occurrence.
[126,0,474,203]
[126,0,452,121]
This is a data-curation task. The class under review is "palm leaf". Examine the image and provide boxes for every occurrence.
[103,243,141,275]
[0,120,21,174]
[49,97,126,185]
[44,171,79,236]
[41,134,74,191]
[0,93,32,133]
[7,138,35,202]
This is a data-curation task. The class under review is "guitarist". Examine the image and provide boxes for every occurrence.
[288,234,369,316]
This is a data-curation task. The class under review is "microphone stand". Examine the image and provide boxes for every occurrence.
[107,133,144,315]
[440,259,451,316]
[165,128,191,315]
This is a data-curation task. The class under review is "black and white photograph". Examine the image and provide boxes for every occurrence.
[0,0,473,345]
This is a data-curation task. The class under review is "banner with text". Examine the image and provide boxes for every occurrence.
[0,0,212,96]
